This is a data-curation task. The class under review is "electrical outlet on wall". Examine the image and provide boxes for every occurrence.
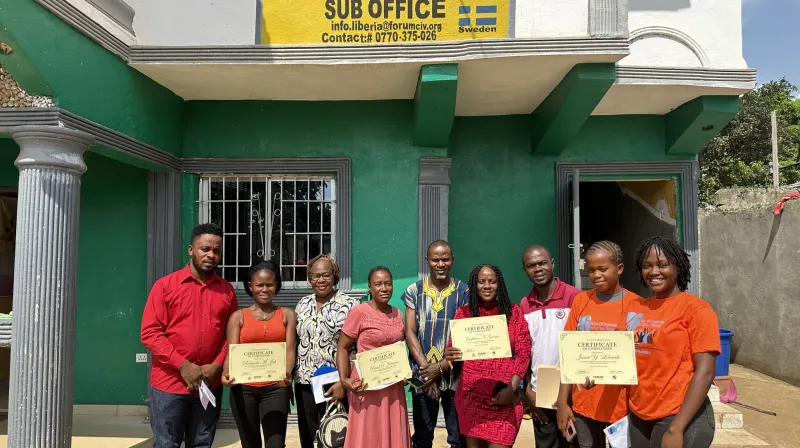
[136,353,148,363]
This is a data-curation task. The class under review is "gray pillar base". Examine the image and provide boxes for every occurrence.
[8,126,94,448]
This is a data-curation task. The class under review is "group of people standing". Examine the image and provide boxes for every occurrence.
[141,223,720,448]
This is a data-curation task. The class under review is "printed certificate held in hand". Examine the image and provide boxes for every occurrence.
[228,342,286,384]
[355,341,412,390]
[558,331,638,385]
[449,314,512,361]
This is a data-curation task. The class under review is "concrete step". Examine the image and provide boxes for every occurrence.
[713,402,744,429]
[709,384,721,402]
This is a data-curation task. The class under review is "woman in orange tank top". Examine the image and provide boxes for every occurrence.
[222,260,297,448]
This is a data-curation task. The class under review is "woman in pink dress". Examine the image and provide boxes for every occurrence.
[336,266,411,448]
[445,264,532,448]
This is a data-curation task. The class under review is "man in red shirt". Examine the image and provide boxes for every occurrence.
[141,223,238,448]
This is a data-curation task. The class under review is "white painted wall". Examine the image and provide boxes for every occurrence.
[120,0,746,72]
[516,0,589,38]
[126,0,257,46]
[623,0,746,68]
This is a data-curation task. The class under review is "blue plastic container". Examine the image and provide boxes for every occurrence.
[715,328,734,377]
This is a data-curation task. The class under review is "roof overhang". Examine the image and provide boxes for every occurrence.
[594,66,757,115]
[128,38,629,116]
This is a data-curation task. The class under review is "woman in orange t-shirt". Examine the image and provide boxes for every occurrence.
[627,237,720,448]
[221,260,298,448]
[556,241,637,448]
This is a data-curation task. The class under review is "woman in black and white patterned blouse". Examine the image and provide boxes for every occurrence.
[294,254,359,448]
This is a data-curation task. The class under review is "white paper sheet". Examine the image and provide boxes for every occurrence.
[199,382,216,410]
[603,416,630,448]
[311,371,341,404]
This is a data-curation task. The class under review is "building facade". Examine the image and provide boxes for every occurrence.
[0,0,753,443]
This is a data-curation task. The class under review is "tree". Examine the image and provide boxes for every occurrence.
[698,78,800,204]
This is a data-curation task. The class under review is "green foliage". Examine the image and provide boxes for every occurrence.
[699,78,800,204]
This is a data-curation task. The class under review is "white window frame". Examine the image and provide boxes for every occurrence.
[182,157,352,307]
[198,174,337,291]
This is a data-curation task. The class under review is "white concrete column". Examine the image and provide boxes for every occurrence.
[7,126,94,448]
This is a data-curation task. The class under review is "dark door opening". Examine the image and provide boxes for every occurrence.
[576,180,678,297]
[0,190,17,419]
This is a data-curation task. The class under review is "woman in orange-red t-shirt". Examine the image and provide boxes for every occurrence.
[556,241,638,448]
[222,260,298,448]
[627,237,720,448]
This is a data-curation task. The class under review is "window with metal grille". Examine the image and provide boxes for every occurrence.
[198,175,336,291]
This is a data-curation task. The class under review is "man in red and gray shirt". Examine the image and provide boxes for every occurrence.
[520,245,581,448]
[141,223,238,448]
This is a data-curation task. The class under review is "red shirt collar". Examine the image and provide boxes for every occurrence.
[525,277,566,306]
[178,264,221,285]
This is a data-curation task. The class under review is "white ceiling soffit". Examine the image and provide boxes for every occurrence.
[130,53,624,116]
[592,66,757,115]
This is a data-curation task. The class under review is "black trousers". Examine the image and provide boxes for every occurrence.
[533,408,572,448]
[295,383,350,448]
[229,384,290,448]
[411,389,464,448]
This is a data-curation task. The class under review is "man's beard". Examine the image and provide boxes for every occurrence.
[192,257,216,273]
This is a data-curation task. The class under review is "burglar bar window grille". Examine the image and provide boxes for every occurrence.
[198,175,336,291]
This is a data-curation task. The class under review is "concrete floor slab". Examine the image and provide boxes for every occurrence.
[0,364,795,447]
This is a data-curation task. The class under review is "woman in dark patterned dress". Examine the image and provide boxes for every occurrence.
[445,265,532,448]
[294,255,359,448]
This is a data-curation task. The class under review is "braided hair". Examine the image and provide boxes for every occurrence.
[307,253,340,286]
[467,264,513,319]
[634,236,691,291]
[586,240,624,264]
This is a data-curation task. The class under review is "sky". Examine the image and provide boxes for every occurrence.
[743,0,798,88]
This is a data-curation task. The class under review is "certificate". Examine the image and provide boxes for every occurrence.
[228,342,286,384]
[449,314,512,361]
[558,331,638,385]
[355,342,412,390]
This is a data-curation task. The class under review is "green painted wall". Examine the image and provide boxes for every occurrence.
[183,103,695,305]
[0,102,697,406]
[73,153,149,404]
[0,145,149,404]
[74,153,149,403]
[181,173,199,265]
[0,0,185,155]
[184,100,448,411]
[184,100,445,301]
[448,114,694,300]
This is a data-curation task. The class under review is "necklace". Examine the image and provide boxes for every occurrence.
[251,305,277,321]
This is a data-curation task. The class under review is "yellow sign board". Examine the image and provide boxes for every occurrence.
[261,0,509,45]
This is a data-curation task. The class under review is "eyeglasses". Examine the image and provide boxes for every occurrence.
[310,273,334,281]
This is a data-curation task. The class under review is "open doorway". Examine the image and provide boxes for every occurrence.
[577,180,678,297]
[0,189,16,420]
[556,161,701,297]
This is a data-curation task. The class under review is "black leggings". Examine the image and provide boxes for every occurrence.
[229,384,290,448]
[295,383,350,448]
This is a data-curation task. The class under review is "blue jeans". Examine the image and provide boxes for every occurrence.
[411,389,465,448]
[149,386,223,448]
